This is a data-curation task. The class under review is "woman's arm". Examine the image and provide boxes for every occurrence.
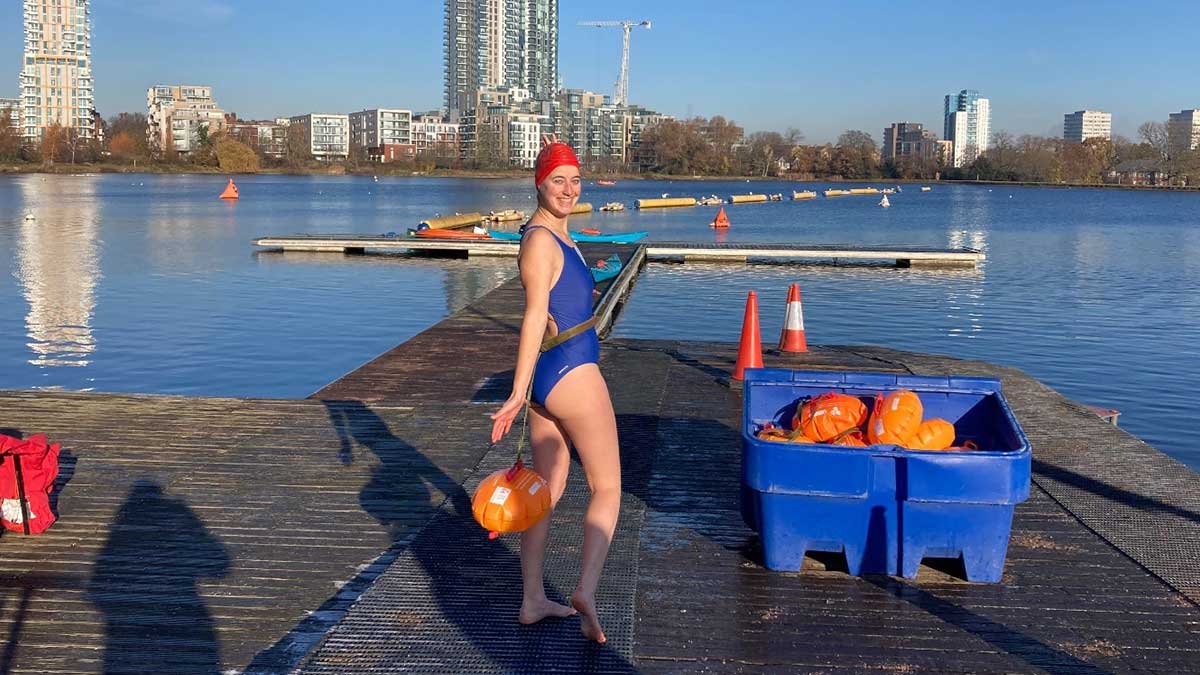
[490,229,559,443]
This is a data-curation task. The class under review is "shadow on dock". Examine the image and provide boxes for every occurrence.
[296,401,638,673]
[866,575,1111,674]
[1034,459,1200,525]
[87,479,230,674]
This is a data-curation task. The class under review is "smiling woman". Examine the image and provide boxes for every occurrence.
[488,137,622,645]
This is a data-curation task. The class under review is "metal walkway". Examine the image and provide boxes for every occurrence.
[254,234,984,267]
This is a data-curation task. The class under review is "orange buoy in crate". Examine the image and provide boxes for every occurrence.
[792,393,868,442]
[909,419,956,451]
[472,460,551,539]
[868,390,924,446]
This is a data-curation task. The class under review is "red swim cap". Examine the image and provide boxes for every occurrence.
[534,142,580,186]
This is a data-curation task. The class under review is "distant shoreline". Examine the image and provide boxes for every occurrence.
[2,163,1197,192]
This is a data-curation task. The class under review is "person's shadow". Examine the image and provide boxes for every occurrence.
[305,400,637,674]
[87,479,230,674]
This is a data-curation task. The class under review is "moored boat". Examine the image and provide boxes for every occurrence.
[482,209,526,223]
[599,201,626,212]
[596,179,617,186]
[698,195,724,206]
[920,186,932,192]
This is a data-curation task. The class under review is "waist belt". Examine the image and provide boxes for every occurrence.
[541,317,596,353]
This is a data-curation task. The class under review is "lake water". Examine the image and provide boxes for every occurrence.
[2,174,1198,471]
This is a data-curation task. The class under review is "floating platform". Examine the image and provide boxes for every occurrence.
[571,202,593,215]
[729,193,769,204]
[3,253,1198,672]
[254,235,986,267]
[635,197,697,209]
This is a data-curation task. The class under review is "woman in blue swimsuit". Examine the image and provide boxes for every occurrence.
[490,137,620,644]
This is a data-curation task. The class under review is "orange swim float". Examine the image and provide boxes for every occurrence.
[867,390,924,446]
[472,460,551,538]
[908,418,956,451]
[793,393,868,443]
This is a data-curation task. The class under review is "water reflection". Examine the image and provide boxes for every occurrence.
[14,176,101,369]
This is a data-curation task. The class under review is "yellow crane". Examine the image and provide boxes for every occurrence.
[577,20,652,107]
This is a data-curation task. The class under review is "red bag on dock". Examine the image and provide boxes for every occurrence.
[0,434,61,535]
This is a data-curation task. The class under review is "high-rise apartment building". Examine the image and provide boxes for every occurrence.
[146,85,227,156]
[20,0,96,142]
[1167,109,1200,155]
[1063,110,1112,143]
[444,0,559,122]
[882,122,940,164]
[944,90,990,168]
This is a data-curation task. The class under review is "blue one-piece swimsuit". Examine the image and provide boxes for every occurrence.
[523,225,600,407]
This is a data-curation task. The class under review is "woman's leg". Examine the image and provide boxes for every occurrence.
[544,364,621,644]
[518,403,577,624]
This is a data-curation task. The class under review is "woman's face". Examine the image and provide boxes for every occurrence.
[537,165,582,218]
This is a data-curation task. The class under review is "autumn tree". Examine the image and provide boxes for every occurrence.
[1138,121,1169,159]
[286,122,311,167]
[106,112,150,160]
[40,123,64,165]
[0,112,21,162]
[216,137,260,173]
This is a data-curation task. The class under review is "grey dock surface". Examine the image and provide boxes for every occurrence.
[254,234,985,267]
[2,248,1198,674]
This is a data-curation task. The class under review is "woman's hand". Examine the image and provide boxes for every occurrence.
[540,133,561,148]
[490,393,526,444]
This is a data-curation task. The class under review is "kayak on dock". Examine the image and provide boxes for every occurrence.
[590,254,623,282]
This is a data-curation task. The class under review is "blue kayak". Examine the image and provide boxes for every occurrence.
[487,229,648,244]
[590,254,623,283]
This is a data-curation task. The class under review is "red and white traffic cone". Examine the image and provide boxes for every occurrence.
[732,291,763,381]
[778,283,808,353]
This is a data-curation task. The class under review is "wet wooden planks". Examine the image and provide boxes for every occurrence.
[0,394,494,674]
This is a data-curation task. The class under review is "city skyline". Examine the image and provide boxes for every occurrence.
[4,0,1200,144]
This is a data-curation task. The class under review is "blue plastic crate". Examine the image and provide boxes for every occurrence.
[741,368,1031,582]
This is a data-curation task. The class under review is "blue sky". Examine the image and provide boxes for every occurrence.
[3,0,1198,143]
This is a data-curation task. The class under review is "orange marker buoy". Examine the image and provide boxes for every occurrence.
[219,179,239,200]
[732,291,763,381]
[710,207,730,229]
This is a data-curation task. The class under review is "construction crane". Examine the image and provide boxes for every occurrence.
[578,20,652,107]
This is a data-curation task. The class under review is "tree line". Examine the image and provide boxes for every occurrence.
[4,106,1198,184]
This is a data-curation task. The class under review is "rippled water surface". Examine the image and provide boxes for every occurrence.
[2,174,1198,470]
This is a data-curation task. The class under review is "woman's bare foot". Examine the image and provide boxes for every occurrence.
[570,592,606,644]
[519,597,577,625]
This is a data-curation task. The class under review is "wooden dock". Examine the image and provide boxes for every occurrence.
[3,250,1199,673]
[253,234,985,268]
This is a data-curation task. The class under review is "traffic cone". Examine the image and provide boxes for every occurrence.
[778,283,808,353]
[732,291,763,381]
[711,207,730,229]
[219,179,239,200]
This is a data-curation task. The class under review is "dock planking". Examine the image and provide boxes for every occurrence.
[2,248,1198,672]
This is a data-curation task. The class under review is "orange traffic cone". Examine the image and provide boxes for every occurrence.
[711,207,730,229]
[732,291,763,381]
[778,283,808,353]
[219,179,239,200]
